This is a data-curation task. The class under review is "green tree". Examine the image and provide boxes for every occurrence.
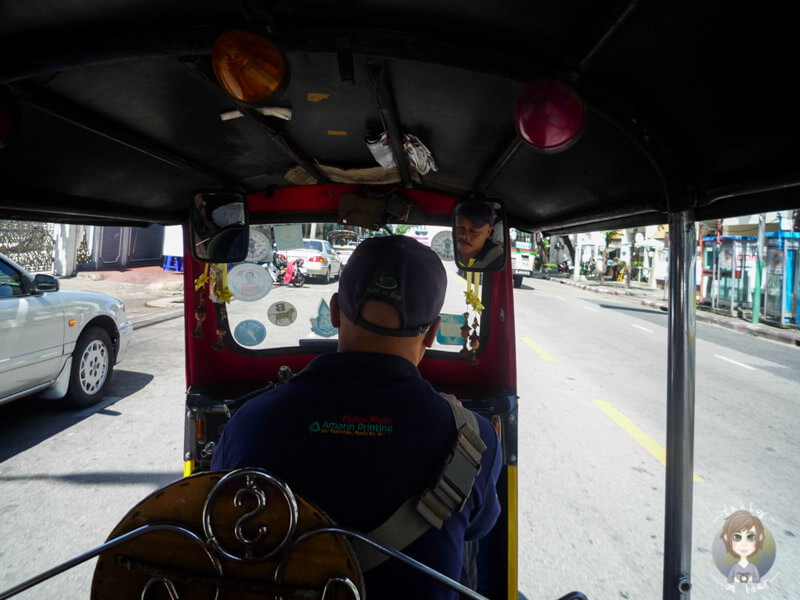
[600,230,619,284]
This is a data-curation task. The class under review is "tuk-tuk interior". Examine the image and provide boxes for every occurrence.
[1,1,798,599]
[182,185,519,598]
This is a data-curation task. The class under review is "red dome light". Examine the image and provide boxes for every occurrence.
[514,80,586,152]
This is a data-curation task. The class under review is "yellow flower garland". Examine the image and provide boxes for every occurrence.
[463,261,484,314]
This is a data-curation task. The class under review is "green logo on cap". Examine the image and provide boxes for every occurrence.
[374,275,398,290]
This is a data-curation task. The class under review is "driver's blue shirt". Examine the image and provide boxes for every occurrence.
[212,351,502,599]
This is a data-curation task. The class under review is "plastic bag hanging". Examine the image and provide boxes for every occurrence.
[365,131,438,175]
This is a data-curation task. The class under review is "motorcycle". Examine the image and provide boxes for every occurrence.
[266,253,307,287]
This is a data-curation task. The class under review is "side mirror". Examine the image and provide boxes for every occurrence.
[190,192,249,263]
[32,274,59,293]
[452,200,506,271]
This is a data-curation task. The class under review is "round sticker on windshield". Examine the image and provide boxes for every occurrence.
[228,263,271,302]
[233,319,267,347]
[431,231,454,260]
[247,229,272,262]
[267,301,298,326]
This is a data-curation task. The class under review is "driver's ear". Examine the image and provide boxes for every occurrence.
[330,293,341,329]
[423,316,441,348]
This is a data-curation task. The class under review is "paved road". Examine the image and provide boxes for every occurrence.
[1,278,798,599]
[514,278,799,599]
[0,318,186,599]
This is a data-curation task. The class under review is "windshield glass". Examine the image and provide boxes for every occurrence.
[223,222,482,353]
[511,228,534,251]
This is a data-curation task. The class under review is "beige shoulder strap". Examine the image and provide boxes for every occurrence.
[353,398,486,571]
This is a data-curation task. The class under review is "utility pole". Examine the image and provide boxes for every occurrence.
[752,214,766,324]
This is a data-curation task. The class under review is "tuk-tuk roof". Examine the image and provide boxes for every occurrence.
[1,1,797,232]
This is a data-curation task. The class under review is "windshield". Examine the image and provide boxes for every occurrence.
[511,228,534,251]
[223,222,483,354]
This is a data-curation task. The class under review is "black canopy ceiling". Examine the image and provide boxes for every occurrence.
[1,0,798,232]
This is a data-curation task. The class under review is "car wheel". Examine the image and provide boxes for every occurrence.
[66,326,114,407]
[324,266,331,284]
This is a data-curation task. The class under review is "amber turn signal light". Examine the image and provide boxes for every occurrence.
[212,31,287,103]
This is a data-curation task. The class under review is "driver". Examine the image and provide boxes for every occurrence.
[212,235,502,598]
[455,202,504,269]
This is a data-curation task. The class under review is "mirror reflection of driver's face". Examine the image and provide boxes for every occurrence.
[456,216,493,261]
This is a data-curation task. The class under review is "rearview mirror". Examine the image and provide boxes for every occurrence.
[452,200,506,271]
[190,192,249,263]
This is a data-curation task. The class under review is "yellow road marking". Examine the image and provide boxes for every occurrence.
[448,270,466,283]
[522,337,556,362]
[592,399,704,482]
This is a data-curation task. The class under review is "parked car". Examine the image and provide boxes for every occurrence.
[327,230,359,267]
[285,238,343,283]
[0,253,133,407]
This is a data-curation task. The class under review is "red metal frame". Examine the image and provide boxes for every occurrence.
[183,184,517,393]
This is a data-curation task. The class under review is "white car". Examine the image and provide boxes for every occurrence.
[285,239,343,283]
[0,253,133,407]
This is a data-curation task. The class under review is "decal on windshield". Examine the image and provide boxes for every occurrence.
[268,301,297,326]
[233,319,267,347]
[437,313,467,346]
[310,299,337,337]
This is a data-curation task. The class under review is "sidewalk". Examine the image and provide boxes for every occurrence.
[57,265,185,329]
[547,274,800,347]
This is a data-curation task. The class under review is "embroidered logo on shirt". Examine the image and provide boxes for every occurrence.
[308,414,394,437]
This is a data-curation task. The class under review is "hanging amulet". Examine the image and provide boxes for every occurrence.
[192,307,207,338]
[469,330,480,349]
[213,327,227,351]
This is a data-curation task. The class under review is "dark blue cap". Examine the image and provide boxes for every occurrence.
[338,235,447,337]
[455,202,495,227]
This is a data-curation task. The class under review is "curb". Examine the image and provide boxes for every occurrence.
[552,276,657,298]
[553,279,643,297]
[690,309,800,347]
[130,308,184,329]
[638,300,800,347]
[555,277,800,347]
